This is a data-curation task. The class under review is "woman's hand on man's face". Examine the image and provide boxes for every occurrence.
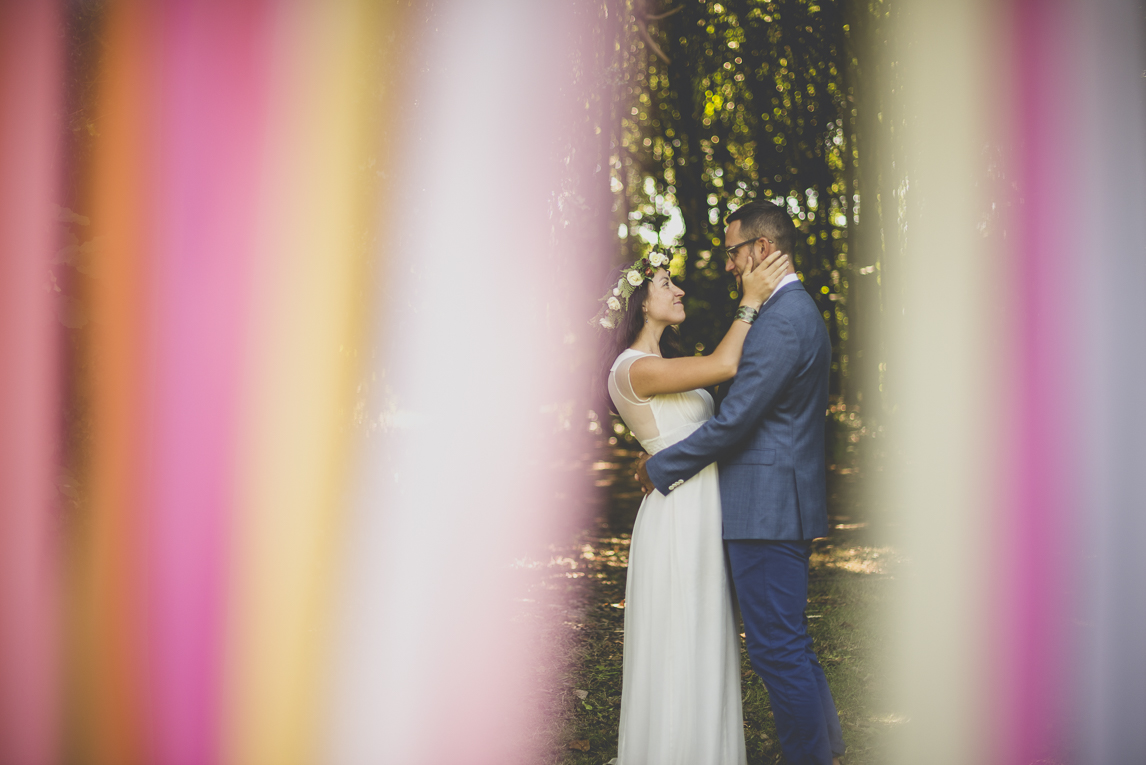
[740,249,789,308]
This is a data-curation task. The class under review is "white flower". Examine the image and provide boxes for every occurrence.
[649,252,668,267]
[607,296,621,311]
[600,316,615,329]
[626,270,644,287]
[612,287,621,296]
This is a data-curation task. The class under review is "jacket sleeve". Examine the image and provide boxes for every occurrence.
[645,311,800,494]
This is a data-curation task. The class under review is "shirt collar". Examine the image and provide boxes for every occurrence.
[763,273,801,306]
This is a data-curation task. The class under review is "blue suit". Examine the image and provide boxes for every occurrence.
[646,279,829,539]
[646,279,845,764]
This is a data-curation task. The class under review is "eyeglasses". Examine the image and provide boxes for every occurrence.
[725,237,772,261]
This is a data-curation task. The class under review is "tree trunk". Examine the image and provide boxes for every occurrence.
[663,6,711,260]
[842,0,885,428]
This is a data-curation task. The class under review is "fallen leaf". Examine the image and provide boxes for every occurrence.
[573,689,589,700]
[568,739,591,752]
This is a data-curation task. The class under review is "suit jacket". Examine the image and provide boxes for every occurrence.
[646,280,831,540]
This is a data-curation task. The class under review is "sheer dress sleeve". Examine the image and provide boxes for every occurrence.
[608,352,660,444]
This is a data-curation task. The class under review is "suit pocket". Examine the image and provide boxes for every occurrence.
[727,448,776,465]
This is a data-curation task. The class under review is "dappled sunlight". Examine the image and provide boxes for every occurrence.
[811,545,898,576]
[872,713,909,726]
[579,543,630,569]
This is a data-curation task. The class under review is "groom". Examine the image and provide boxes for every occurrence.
[638,200,845,765]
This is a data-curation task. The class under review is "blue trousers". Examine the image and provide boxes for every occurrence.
[726,539,845,764]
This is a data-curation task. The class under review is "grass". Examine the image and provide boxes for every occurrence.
[538,446,903,765]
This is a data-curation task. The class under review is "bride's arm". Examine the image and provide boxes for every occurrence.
[629,250,789,398]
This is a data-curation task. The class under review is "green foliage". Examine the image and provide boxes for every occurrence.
[572,0,903,466]
[616,0,854,363]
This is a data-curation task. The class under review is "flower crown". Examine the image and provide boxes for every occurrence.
[591,251,671,330]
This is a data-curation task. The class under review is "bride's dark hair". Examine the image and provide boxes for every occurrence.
[596,266,682,416]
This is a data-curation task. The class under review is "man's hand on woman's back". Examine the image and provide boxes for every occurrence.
[633,453,654,494]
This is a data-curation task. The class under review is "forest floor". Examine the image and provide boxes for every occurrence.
[530,445,906,765]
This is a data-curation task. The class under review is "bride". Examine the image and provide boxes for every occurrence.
[595,249,788,765]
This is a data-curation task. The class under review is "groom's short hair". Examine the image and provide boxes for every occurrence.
[726,200,797,257]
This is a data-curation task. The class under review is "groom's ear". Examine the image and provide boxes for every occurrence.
[752,237,770,266]
[758,237,779,263]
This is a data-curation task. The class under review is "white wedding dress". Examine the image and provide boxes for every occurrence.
[607,349,746,765]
